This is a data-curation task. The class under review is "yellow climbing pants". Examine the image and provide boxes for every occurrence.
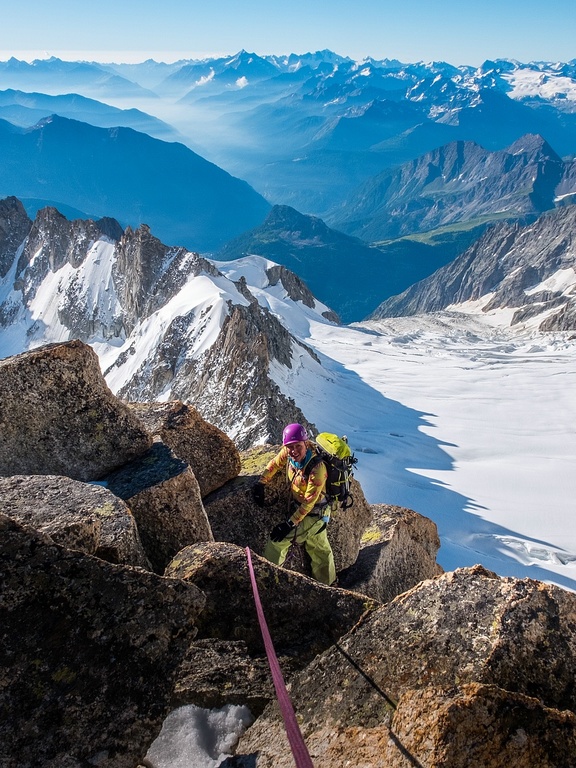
[263,514,336,586]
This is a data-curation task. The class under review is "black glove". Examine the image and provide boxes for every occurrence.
[270,519,295,542]
[252,482,265,507]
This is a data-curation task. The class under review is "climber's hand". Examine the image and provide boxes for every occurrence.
[270,519,295,542]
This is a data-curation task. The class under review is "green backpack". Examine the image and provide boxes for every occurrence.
[306,432,358,509]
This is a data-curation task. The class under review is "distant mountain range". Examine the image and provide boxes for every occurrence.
[3,52,576,219]
[0,114,270,252]
[0,88,182,143]
[0,50,576,317]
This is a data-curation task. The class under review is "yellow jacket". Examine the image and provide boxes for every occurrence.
[260,444,328,525]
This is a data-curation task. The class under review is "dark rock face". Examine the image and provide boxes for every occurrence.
[166,540,378,718]
[371,204,576,331]
[129,400,242,497]
[104,441,213,573]
[0,340,152,481]
[165,541,375,663]
[111,225,206,334]
[0,196,31,278]
[172,639,274,716]
[0,474,151,568]
[0,514,205,768]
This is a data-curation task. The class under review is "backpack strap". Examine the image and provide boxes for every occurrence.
[302,453,324,478]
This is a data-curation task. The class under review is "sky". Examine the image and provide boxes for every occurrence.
[1,0,575,67]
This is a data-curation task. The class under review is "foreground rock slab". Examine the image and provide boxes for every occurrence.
[0,514,205,768]
[234,682,576,768]
[0,340,152,481]
[233,566,576,766]
[166,541,377,664]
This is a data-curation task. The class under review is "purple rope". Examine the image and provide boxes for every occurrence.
[245,547,314,768]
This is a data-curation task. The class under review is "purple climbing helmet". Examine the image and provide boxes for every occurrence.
[282,423,308,445]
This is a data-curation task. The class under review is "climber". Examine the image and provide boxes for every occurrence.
[252,423,336,586]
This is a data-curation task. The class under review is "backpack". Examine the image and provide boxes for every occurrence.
[305,432,358,509]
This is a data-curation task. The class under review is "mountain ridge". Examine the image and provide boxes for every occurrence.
[0,114,271,252]
[326,133,570,241]
[369,204,576,331]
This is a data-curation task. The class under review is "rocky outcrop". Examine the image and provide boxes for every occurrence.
[129,400,241,497]
[0,340,152,481]
[339,503,443,601]
[0,514,205,768]
[163,301,316,449]
[370,204,576,331]
[233,566,576,765]
[17,205,122,276]
[0,474,150,568]
[104,441,213,573]
[236,682,576,768]
[111,225,215,334]
[203,445,372,573]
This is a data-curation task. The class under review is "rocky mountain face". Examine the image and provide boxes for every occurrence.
[327,134,570,241]
[217,204,390,322]
[0,197,324,448]
[1,340,574,767]
[370,204,576,332]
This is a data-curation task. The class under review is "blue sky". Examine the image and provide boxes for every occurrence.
[1,0,575,66]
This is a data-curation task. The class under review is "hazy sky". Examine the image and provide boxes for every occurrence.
[1,0,575,67]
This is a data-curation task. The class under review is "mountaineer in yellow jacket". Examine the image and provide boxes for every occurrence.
[252,423,336,586]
